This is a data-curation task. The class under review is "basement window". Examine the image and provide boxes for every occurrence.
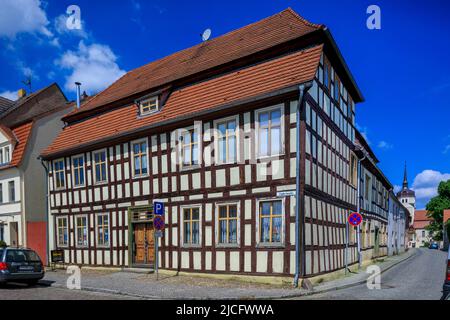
[139,96,159,116]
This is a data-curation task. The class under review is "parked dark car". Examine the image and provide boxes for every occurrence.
[443,250,450,300]
[429,242,439,250]
[0,248,45,286]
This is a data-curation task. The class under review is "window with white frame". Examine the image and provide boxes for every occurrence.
[257,107,283,157]
[0,183,3,203]
[96,213,109,247]
[183,207,200,245]
[349,153,358,187]
[217,204,238,245]
[132,139,148,176]
[56,216,68,247]
[75,215,88,247]
[259,200,283,244]
[215,118,237,164]
[139,96,159,115]
[8,181,15,202]
[54,159,65,189]
[93,150,107,183]
[181,129,199,167]
[72,155,85,187]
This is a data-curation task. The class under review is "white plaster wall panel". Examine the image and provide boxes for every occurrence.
[305,223,311,245]
[290,223,296,245]
[193,252,201,270]
[162,177,168,193]
[180,175,188,191]
[161,155,168,173]
[243,112,251,132]
[304,196,310,218]
[245,225,251,246]
[205,226,212,246]
[230,252,239,272]
[160,134,167,150]
[152,156,158,175]
[172,251,178,268]
[142,180,150,195]
[125,183,131,198]
[216,251,225,271]
[102,186,109,201]
[244,137,251,161]
[290,128,297,153]
[272,251,284,273]
[116,165,122,181]
[153,178,159,194]
[192,173,200,189]
[165,251,169,268]
[256,163,267,182]
[204,145,211,167]
[74,192,79,204]
[205,252,212,270]
[170,151,177,172]
[124,162,130,180]
[290,158,296,178]
[205,203,213,222]
[290,100,298,123]
[256,251,268,273]
[216,169,225,187]
[172,206,178,224]
[272,159,284,180]
[171,176,177,191]
[290,251,296,275]
[244,252,252,272]
[172,227,178,246]
[230,167,239,185]
[245,165,251,183]
[151,135,158,152]
[181,252,189,269]
[313,250,319,274]
[165,228,169,246]
[245,200,251,220]
[205,171,211,188]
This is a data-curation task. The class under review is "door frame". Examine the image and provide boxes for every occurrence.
[127,205,155,268]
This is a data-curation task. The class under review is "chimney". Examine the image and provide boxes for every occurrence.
[75,82,81,109]
[18,89,27,99]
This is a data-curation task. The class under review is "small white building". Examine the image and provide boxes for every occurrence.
[388,191,407,255]
[412,210,432,247]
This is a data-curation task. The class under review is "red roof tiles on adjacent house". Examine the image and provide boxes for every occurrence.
[42,45,323,157]
[413,210,433,230]
[64,8,323,119]
[444,210,450,224]
[0,121,33,170]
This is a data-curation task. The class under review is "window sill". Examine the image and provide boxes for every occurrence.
[256,243,285,249]
[132,174,149,179]
[94,181,108,186]
[181,244,202,249]
[216,243,240,249]
[180,165,201,172]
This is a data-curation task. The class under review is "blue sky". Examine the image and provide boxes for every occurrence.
[1,0,449,209]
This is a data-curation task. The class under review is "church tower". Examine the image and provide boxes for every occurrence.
[396,163,416,225]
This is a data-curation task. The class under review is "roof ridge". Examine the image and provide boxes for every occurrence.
[283,7,325,29]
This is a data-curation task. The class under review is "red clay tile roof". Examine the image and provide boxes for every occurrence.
[0,121,33,170]
[42,44,323,157]
[444,210,450,223]
[63,8,323,120]
[413,210,433,230]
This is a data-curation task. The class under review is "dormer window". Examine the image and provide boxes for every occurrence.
[139,96,159,115]
[0,145,11,165]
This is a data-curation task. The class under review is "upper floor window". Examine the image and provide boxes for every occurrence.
[257,106,283,157]
[72,155,85,187]
[183,207,200,246]
[8,181,14,202]
[56,216,68,247]
[132,140,148,177]
[215,117,237,164]
[217,204,238,245]
[139,96,159,115]
[54,159,65,189]
[0,146,10,165]
[259,200,283,244]
[349,153,358,187]
[364,174,371,201]
[181,129,199,168]
[93,150,107,183]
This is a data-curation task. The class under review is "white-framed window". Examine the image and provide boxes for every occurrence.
[53,158,65,189]
[75,215,88,247]
[96,213,110,247]
[180,127,200,168]
[181,206,202,246]
[93,149,108,183]
[8,181,15,202]
[0,183,2,203]
[72,154,85,187]
[4,146,9,163]
[349,152,358,187]
[256,104,284,157]
[139,96,159,115]
[214,116,238,164]
[56,216,69,247]
[216,202,240,246]
[257,199,284,245]
[131,138,149,177]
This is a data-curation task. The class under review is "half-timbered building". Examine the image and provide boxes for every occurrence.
[41,8,390,280]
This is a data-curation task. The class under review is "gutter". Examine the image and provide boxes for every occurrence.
[294,81,312,288]
[39,156,50,266]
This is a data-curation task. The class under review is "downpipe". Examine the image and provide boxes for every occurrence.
[39,157,50,266]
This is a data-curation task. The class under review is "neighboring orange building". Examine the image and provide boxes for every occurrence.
[412,210,433,247]
[444,210,450,249]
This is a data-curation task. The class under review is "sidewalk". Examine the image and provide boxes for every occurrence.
[41,249,416,300]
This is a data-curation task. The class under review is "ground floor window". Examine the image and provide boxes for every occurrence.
[217,204,238,245]
[75,215,88,247]
[183,207,200,245]
[259,200,283,244]
[56,216,68,247]
[96,213,110,247]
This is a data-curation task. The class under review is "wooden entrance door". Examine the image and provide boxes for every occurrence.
[133,223,155,266]
[10,222,18,247]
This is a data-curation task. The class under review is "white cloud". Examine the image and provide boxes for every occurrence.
[443,144,450,154]
[0,90,17,101]
[54,14,88,39]
[393,184,402,194]
[411,170,450,207]
[57,41,126,93]
[355,123,371,145]
[377,140,393,150]
[0,0,52,38]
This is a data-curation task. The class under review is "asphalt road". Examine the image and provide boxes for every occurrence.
[296,248,448,300]
[0,282,136,300]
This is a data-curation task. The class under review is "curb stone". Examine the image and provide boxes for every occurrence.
[40,250,417,300]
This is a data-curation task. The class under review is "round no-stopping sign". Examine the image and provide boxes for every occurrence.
[348,212,363,226]
[154,215,165,231]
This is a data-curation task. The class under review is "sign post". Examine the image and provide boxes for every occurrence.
[153,201,165,280]
[346,212,363,275]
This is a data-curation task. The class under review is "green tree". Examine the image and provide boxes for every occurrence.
[425,180,450,241]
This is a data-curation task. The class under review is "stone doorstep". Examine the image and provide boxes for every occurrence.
[40,250,417,300]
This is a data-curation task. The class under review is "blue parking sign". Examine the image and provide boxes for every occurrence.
[154,201,164,216]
